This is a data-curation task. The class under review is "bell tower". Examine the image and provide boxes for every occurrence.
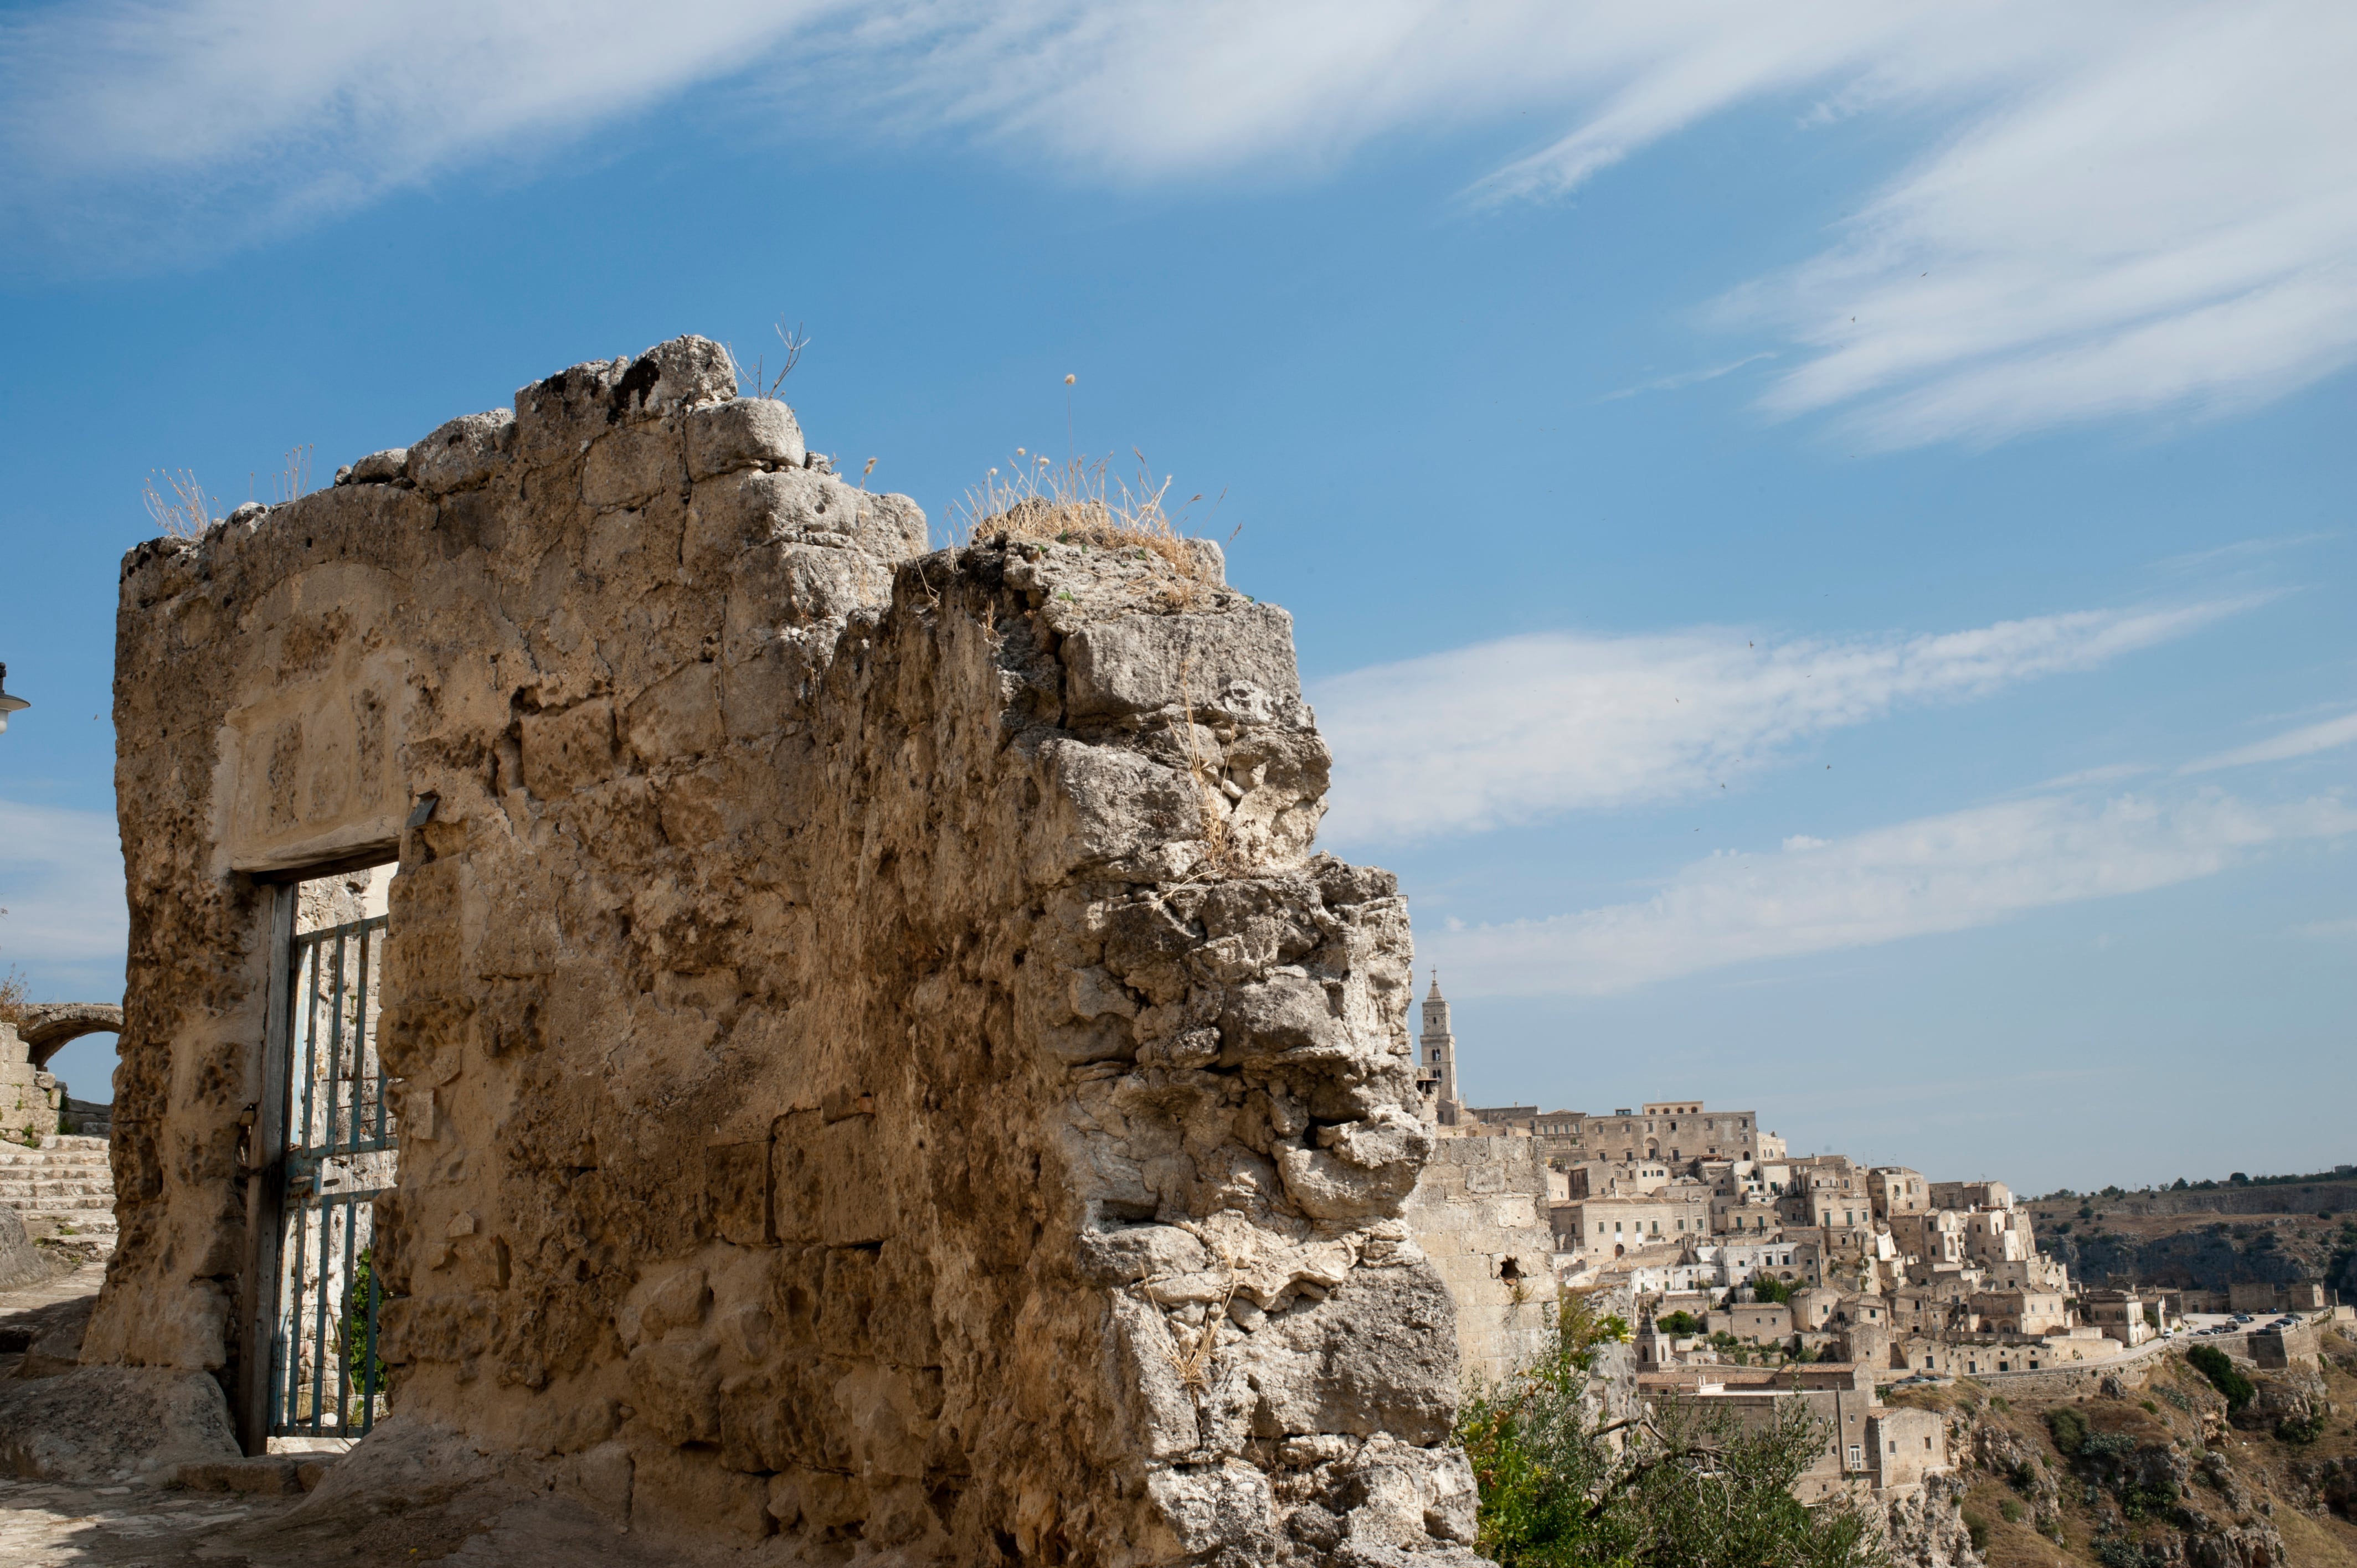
[1416,973,1460,1125]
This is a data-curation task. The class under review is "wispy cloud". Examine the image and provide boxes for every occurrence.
[3,4,2353,447]
[0,798,127,979]
[2180,711,2357,776]
[1421,787,2357,997]
[1314,597,2256,844]
[1598,353,1775,403]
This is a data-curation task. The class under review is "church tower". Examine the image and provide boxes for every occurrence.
[1416,973,1460,1125]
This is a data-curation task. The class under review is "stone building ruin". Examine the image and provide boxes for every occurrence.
[91,336,1485,1562]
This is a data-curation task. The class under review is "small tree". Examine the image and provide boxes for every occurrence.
[1458,1297,1887,1567]
[2185,1345,2254,1414]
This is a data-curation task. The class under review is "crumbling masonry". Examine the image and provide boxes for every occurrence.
[96,336,1481,1562]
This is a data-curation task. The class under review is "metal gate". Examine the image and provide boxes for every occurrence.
[254,904,397,1442]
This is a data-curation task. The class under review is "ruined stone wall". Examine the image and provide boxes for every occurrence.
[1400,1133,1556,1384]
[0,1023,64,1146]
[97,337,1480,1562]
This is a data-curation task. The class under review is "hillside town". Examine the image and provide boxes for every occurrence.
[1411,977,2340,1385]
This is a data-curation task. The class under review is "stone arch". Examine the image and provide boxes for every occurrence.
[17,1002,123,1070]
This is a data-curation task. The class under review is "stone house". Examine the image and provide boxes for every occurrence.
[1552,1185,1713,1261]
[1867,1166,1929,1220]
[1636,1363,1947,1500]
[1708,1301,1794,1345]
[2080,1288,2155,1346]
[1970,1288,2069,1337]
[1717,1236,1821,1289]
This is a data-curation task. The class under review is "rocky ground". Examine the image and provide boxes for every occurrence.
[1882,1322,2357,1568]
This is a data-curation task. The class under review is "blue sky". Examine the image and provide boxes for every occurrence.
[0,2,2350,1192]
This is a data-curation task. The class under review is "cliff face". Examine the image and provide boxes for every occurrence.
[100,336,1481,1562]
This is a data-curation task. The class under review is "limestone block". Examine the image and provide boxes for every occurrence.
[518,699,616,799]
[626,661,723,765]
[348,447,409,483]
[1076,1223,1210,1285]
[773,1111,896,1246]
[704,1140,773,1246]
[1145,1459,1275,1559]
[1233,1265,1458,1445]
[852,491,930,561]
[687,396,806,479]
[408,409,514,496]
[615,334,739,421]
[694,466,862,556]
[1108,1292,1203,1461]
[627,1335,721,1446]
[631,1440,772,1539]
[0,1366,240,1482]
[1218,973,1344,1065]
[1063,605,1300,723]
[0,1205,52,1292]
[583,424,681,510]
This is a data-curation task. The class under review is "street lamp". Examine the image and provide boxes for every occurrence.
[0,664,27,734]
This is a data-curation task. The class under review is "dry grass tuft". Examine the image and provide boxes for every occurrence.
[1164,1255,1242,1395]
[142,468,221,539]
[955,450,1211,583]
[1174,648,1242,874]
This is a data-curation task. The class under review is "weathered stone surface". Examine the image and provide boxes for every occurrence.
[0,1365,239,1482]
[408,409,515,496]
[0,1206,47,1292]
[687,395,806,478]
[96,333,1469,1562]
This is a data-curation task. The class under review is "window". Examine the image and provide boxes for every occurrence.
[1924,1437,1933,1450]
[1847,1445,1862,1469]
[1888,1441,1898,1454]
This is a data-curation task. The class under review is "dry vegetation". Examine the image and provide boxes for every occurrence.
[140,467,220,538]
[955,450,1216,590]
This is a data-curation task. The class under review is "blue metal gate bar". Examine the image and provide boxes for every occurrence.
[269,912,395,1439]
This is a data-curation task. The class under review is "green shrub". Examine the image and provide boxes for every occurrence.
[2274,1412,2327,1445]
[2000,1500,2025,1524]
[1457,1299,1890,1567]
[1657,1310,1700,1337]
[1962,1512,1989,1552]
[2185,1345,2254,1414]
[2048,1406,2091,1456]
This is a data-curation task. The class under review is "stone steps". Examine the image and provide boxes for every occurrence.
[0,1135,119,1248]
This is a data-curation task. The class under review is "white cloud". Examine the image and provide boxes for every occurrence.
[4,4,2354,445]
[1421,788,2357,997]
[1598,353,1775,403]
[0,798,127,973]
[1313,597,2253,844]
[2180,711,2357,775]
